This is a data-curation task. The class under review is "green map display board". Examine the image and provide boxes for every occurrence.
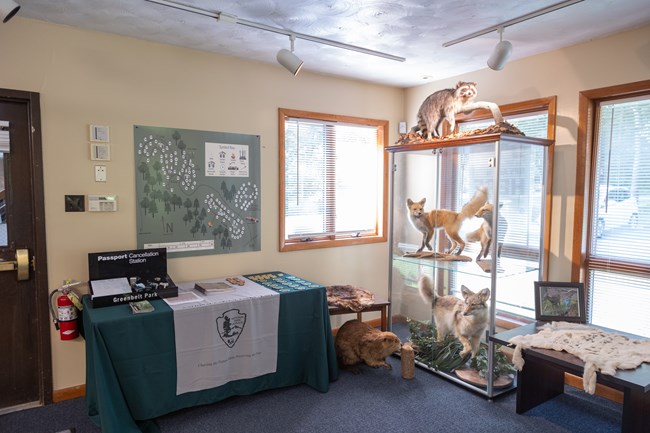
[134,125,261,258]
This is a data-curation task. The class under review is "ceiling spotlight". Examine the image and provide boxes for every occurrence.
[0,0,20,23]
[487,27,512,71]
[277,35,304,76]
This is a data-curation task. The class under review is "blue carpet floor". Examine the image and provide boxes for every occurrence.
[0,354,622,433]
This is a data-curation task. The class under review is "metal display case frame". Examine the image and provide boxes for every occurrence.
[386,133,552,398]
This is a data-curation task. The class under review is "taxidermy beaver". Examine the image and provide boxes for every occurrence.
[335,320,401,374]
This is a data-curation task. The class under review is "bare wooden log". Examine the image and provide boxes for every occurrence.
[401,342,416,379]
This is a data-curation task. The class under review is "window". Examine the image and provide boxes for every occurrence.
[455,97,556,320]
[279,108,388,251]
[574,82,650,337]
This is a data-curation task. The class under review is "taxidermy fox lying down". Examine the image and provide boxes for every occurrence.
[418,275,490,358]
[406,186,488,254]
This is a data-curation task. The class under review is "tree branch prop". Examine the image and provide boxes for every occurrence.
[458,101,503,124]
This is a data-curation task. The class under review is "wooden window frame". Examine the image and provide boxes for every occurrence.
[278,108,388,252]
[571,80,650,281]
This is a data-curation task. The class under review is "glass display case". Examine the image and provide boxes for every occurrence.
[387,133,552,397]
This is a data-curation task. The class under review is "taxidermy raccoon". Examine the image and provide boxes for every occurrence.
[413,81,478,139]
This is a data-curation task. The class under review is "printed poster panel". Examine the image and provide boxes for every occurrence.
[134,125,261,258]
[205,142,249,177]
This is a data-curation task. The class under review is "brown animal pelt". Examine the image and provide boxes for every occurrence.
[326,285,375,312]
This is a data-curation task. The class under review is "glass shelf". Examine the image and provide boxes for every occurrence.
[392,253,540,280]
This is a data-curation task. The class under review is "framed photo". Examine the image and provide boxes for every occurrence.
[534,281,586,323]
[89,124,110,142]
[90,142,111,161]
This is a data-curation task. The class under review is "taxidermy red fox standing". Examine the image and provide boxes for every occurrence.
[465,202,508,260]
[406,186,488,254]
[418,275,490,358]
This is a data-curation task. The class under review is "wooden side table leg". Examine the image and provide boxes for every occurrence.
[381,306,387,331]
[357,312,362,322]
[622,387,650,433]
[516,352,564,414]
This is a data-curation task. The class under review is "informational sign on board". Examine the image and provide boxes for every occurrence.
[134,125,261,258]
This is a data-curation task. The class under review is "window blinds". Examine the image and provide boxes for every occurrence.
[284,117,380,238]
[588,96,650,337]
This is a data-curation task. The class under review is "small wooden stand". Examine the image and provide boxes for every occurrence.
[328,297,390,331]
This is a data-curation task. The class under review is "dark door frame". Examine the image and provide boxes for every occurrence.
[1,88,52,407]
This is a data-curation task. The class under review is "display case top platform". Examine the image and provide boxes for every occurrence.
[387,132,553,153]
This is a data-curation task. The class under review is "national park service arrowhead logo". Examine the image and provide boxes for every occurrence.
[216,309,246,348]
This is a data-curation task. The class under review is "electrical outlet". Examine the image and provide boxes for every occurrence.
[95,165,107,182]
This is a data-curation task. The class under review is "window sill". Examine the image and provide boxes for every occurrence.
[495,312,535,331]
[280,234,386,252]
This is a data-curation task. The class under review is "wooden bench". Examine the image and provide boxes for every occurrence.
[492,322,650,433]
[328,298,390,331]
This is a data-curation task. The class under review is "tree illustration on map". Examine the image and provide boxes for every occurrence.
[134,126,261,257]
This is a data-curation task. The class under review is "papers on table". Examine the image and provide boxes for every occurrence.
[194,281,235,295]
[90,277,132,299]
[163,290,203,306]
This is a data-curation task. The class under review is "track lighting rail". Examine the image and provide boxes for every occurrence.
[145,0,405,62]
[442,0,584,47]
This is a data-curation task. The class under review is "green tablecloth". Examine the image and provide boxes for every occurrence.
[83,286,338,433]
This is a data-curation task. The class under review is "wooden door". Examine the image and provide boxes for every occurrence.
[0,89,51,413]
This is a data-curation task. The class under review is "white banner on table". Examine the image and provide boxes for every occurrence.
[169,277,280,395]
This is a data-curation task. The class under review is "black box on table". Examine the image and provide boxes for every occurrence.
[88,247,178,308]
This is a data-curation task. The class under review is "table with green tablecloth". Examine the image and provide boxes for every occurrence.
[83,283,338,433]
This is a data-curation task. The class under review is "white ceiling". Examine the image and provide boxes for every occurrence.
[14,0,650,88]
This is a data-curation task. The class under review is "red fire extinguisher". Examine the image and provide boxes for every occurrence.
[49,280,83,340]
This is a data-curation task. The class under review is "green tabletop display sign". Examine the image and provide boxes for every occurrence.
[134,125,261,258]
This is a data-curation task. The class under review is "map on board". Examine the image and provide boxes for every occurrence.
[134,125,261,258]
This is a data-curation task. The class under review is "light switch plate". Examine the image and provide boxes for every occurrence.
[95,165,107,182]
[90,143,111,161]
[89,124,109,142]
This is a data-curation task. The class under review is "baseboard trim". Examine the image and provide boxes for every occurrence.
[53,385,85,402]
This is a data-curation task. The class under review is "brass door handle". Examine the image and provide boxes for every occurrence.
[0,249,31,280]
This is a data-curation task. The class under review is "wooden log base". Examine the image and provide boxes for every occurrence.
[455,367,514,389]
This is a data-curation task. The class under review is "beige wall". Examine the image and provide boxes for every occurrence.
[405,24,650,282]
[1,16,648,392]
[0,18,404,390]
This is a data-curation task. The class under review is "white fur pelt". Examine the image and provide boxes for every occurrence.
[508,321,650,394]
